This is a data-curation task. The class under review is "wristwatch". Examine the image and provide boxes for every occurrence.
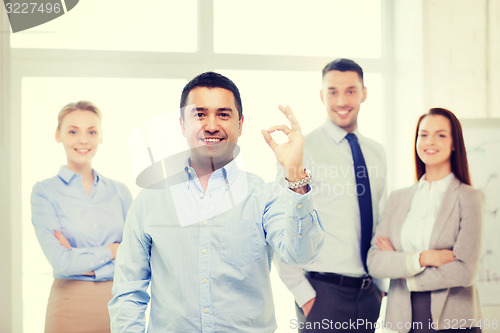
[286,168,312,189]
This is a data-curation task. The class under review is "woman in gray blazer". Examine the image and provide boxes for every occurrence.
[367,108,483,333]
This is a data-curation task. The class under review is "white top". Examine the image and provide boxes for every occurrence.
[275,119,387,306]
[401,173,455,252]
[402,173,455,282]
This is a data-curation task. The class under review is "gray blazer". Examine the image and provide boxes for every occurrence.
[367,176,483,332]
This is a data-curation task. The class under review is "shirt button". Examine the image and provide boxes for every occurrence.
[298,234,303,239]
[297,203,303,209]
[200,193,204,198]
[202,249,207,254]
[204,308,209,314]
[202,278,208,283]
[203,220,208,225]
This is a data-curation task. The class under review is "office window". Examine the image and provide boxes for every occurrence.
[214,0,382,57]
[10,0,198,52]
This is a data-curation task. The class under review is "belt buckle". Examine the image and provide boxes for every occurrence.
[360,277,372,289]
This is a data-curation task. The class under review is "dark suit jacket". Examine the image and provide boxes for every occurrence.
[367,176,483,332]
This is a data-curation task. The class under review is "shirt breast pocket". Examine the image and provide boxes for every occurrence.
[218,219,262,267]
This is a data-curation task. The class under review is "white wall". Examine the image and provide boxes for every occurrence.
[391,0,427,191]
[425,0,488,118]
[0,10,13,333]
[421,1,500,331]
[0,9,22,333]
[489,0,500,117]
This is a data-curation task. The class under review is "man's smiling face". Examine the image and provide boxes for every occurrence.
[180,87,244,170]
[320,70,367,133]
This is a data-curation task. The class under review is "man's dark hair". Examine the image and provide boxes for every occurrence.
[180,72,243,120]
[322,58,364,85]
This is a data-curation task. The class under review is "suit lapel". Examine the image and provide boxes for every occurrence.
[393,185,418,251]
[429,177,461,247]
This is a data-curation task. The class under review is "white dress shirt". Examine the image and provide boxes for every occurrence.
[401,173,455,253]
[275,119,387,306]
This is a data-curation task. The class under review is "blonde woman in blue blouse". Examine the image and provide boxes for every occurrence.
[31,101,132,333]
[368,108,483,333]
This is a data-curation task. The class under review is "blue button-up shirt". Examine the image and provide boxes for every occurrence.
[31,166,133,281]
[109,160,324,332]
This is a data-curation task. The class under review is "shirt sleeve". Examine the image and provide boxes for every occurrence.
[93,182,133,281]
[108,191,152,333]
[273,254,316,307]
[118,182,134,220]
[93,261,115,280]
[31,182,114,277]
[263,182,325,266]
[271,162,321,307]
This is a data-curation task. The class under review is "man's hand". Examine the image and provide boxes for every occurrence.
[419,249,455,267]
[302,297,316,317]
[261,104,306,183]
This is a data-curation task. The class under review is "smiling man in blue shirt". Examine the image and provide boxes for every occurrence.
[108,72,325,332]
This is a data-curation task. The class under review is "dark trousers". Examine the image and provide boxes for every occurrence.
[409,292,481,333]
[294,273,382,333]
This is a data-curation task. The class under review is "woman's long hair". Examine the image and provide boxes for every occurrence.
[414,108,471,185]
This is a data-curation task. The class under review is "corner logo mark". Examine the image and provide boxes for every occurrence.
[3,0,79,33]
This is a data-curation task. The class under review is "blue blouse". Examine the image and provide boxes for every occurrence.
[31,166,133,281]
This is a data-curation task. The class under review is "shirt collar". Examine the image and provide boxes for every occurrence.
[221,158,240,187]
[321,118,361,144]
[418,172,455,191]
[57,166,100,185]
[183,158,240,190]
